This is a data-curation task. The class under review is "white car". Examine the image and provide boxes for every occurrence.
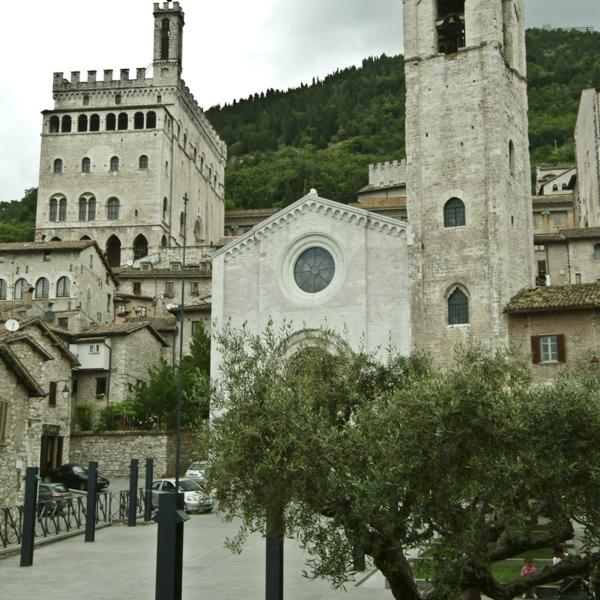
[184,461,208,485]
[151,478,214,513]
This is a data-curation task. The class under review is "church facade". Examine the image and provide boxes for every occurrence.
[212,0,544,369]
[35,2,226,267]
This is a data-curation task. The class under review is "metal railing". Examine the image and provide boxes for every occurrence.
[0,488,150,551]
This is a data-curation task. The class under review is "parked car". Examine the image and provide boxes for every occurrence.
[184,461,208,485]
[43,464,110,492]
[37,482,73,515]
[151,478,214,513]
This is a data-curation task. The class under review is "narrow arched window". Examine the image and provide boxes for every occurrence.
[35,277,50,299]
[161,18,170,59]
[444,197,466,228]
[110,156,119,172]
[49,198,58,222]
[509,140,515,175]
[161,235,168,248]
[194,219,204,244]
[448,287,469,325]
[106,113,116,131]
[594,244,600,259]
[14,278,25,300]
[79,197,87,221]
[56,276,70,298]
[88,197,96,220]
[90,114,100,131]
[53,159,63,174]
[49,116,60,133]
[61,115,72,133]
[200,155,205,172]
[163,197,168,221]
[183,133,187,151]
[146,111,157,129]
[107,197,120,220]
[134,112,145,129]
[0,279,7,301]
[139,155,149,170]
[118,112,128,130]
[78,114,88,132]
[133,234,149,260]
[82,157,91,173]
[59,197,67,221]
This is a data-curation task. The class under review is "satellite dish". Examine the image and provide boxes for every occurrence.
[5,319,20,333]
[44,310,56,322]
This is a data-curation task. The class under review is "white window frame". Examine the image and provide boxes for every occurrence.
[540,335,558,363]
[89,344,100,354]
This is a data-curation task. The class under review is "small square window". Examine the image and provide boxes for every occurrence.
[43,252,51,262]
[96,377,107,396]
[138,306,147,317]
[57,317,69,329]
[133,282,142,295]
[191,282,199,295]
[540,335,558,363]
[89,344,100,354]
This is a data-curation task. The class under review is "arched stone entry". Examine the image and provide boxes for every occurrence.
[80,235,92,241]
[133,234,149,260]
[106,235,122,267]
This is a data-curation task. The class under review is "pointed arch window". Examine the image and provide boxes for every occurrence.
[444,197,466,228]
[82,157,91,173]
[107,197,120,220]
[118,112,128,130]
[0,279,6,301]
[106,113,116,131]
[134,112,145,129]
[53,159,63,174]
[163,197,168,221]
[146,111,157,129]
[56,276,70,298]
[35,277,50,299]
[14,278,25,300]
[139,155,149,170]
[448,287,469,325]
[90,114,100,131]
[78,114,88,132]
[133,234,149,260]
[110,156,119,172]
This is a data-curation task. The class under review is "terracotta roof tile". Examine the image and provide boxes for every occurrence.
[506,284,600,314]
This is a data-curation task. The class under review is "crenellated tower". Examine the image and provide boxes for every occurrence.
[404,0,534,361]
[153,1,185,86]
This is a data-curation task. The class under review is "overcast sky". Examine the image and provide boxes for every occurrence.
[1,0,598,203]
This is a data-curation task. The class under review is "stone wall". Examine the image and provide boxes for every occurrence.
[69,429,201,479]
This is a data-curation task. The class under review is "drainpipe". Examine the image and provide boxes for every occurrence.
[566,238,572,284]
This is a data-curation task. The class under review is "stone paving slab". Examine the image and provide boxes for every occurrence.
[0,511,393,600]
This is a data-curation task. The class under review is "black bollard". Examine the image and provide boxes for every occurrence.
[266,510,284,600]
[20,466,39,567]
[85,461,98,542]
[128,459,139,527]
[144,457,154,522]
[154,491,189,600]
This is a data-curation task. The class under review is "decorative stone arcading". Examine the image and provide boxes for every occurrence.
[221,196,406,262]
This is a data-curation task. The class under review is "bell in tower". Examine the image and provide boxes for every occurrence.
[436,0,465,54]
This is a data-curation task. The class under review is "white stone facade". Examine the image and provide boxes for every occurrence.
[211,193,411,377]
[403,0,534,361]
[575,89,600,228]
[35,2,226,266]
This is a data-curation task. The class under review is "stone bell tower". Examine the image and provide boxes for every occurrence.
[404,0,534,362]
[153,1,185,86]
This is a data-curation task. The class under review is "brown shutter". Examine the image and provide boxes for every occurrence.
[531,336,541,364]
[557,334,567,363]
[49,381,57,406]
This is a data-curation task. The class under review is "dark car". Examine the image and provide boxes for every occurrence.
[37,482,73,515]
[43,464,110,492]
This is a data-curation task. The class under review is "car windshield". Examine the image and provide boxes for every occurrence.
[188,462,206,471]
[178,480,201,492]
[72,466,87,475]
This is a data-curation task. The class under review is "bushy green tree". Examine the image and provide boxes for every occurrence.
[208,323,600,600]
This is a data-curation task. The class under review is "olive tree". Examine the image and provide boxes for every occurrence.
[207,323,600,600]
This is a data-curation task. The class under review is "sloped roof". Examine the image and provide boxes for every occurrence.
[534,228,600,245]
[0,344,45,396]
[58,322,170,347]
[505,284,600,314]
[214,192,407,261]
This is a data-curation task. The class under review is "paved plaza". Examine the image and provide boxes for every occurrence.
[0,511,393,600]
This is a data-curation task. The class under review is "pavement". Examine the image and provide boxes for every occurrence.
[0,509,393,600]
